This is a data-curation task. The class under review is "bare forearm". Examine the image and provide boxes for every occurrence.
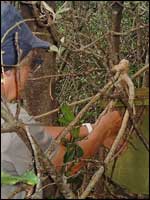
[45,111,122,174]
[51,124,107,173]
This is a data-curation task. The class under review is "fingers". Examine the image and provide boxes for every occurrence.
[100,111,122,137]
[101,111,122,126]
[101,111,123,148]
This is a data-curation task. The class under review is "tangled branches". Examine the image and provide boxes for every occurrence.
[1,58,149,198]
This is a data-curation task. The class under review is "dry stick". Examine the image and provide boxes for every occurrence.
[46,73,119,158]
[80,118,130,199]
[32,64,149,121]
[1,126,16,133]
[79,60,135,199]
[45,82,116,157]
[65,24,149,54]
[119,97,149,151]
[24,126,76,199]
[129,116,149,151]
[1,64,146,198]
[1,95,14,118]
[1,105,33,152]
[26,125,75,199]
[28,68,100,81]
[57,73,120,144]
[45,73,120,157]
[131,64,149,79]
[24,126,43,199]
[110,24,149,36]
[2,108,43,198]
[37,64,148,158]
[1,19,35,44]
[1,106,75,199]
[105,176,149,199]
[33,96,92,120]
[6,122,75,199]
[7,185,28,199]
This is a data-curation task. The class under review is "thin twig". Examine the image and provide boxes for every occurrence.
[1,19,35,44]
[7,184,29,199]
[131,64,149,79]
[28,68,101,81]
[56,73,120,143]
[119,96,149,151]
[24,126,43,199]
[79,59,135,199]
[110,24,149,36]
[32,64,148,120]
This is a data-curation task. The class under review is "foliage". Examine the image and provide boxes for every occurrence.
[1,171,39,186]
[3,1,149,198]
[54,1,149,113]
[58,103,83,168]
[53,2,149,196]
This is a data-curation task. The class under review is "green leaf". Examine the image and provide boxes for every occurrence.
[75,145,84,158]
[60,103,75,123]
[61,137,70,145]
[21,171,39,185]
[1,171,39,186]
[58,104,76,127]
[58,117,69,126]
[64,146,76,163]
[1,171,19,185]
[71,128,79,139]
[63,144,84,164]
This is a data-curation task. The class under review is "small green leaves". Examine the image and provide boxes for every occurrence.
[59,104,79,139]
[64,144,84,163]
[1,171,19,185]
[75,145,84,158]
[64,145,76,163]
[58,103,75,125]
[58,103,84,165]
[21,171,39,185]
[71,128,80,139]
[1,171,39,186]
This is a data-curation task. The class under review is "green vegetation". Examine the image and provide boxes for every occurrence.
[1,171,39,186]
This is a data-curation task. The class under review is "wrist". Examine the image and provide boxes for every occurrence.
[82,123,93,134]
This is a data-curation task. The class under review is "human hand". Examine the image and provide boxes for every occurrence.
[95,111,122,148]
[101,111,128,155]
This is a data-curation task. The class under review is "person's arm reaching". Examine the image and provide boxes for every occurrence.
[44,111,122,174]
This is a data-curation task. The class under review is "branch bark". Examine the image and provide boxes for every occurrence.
[79,59,135,199]
[19,2,58,124]
[111,1,124,64]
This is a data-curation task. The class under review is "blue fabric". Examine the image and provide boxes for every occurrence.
[1,2,50,70]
